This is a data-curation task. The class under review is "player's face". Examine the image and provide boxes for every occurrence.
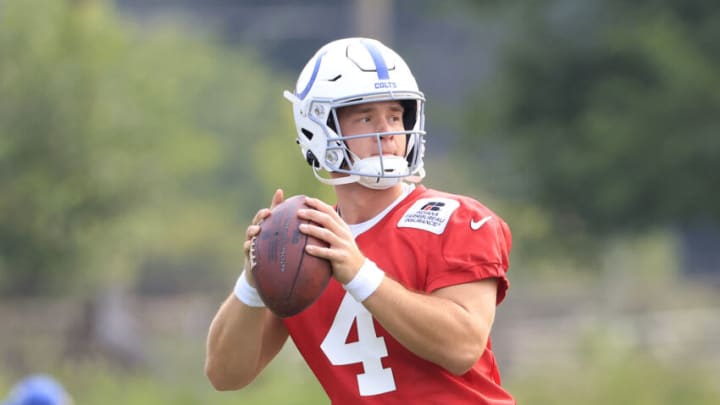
[336,101,407,159]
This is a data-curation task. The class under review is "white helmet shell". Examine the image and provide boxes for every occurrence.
[284,37,426,189]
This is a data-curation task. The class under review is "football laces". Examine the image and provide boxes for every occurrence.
[249,236,258,270]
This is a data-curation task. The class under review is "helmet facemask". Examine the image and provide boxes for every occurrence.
[322,98,425,189]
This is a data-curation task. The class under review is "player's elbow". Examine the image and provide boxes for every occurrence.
[444,351,483,376]
[443,337,488,376]
[205,358,255,391]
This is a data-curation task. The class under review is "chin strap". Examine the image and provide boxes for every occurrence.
[403,167,426,184]
[311,165,425,189]
[312,167,362,186]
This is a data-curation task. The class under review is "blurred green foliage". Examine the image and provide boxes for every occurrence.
[0,0,331,296]
[463,0,720,236]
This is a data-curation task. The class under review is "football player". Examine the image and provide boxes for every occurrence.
[206,37,515,404]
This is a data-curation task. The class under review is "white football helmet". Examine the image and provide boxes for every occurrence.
[284,37,426,189]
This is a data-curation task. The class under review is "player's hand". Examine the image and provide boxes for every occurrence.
[243,189,284,287]
[297,196,366,285]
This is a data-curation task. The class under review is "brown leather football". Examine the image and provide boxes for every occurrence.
[250,195,332,317]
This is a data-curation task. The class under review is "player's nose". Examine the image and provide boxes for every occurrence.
[377,134,398,155]
[374,122,388,137]
[377,124,397,143]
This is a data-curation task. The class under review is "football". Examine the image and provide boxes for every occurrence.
[250,195,332,317]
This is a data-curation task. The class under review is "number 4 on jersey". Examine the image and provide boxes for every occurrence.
[320,292,397,396]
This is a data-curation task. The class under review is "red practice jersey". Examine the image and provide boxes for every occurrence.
[283,185,515,404]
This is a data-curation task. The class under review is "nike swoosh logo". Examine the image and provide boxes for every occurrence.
[470,216,492,231]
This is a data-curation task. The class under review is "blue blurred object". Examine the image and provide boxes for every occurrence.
[2,374,71,405]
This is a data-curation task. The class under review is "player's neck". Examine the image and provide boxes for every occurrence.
[334,182,404,224]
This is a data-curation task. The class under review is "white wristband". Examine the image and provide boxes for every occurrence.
[343,259,385,303]
[233,271,266,308]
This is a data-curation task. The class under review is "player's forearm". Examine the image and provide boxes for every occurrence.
[363,278,492,375]
[205,294,276,390]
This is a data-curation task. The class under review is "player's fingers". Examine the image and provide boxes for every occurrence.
[304,241,362,281]
[243,238,253,255]
[303,197,337,217]
[251,208,272,227]
[245,224,261,240]
[297,208,339,236]
[304,244,334,260]
[270,189,284,209]
[300,223,357,259]
[306,197,354,239]
[298,222,336,243]
[299,200,350,237]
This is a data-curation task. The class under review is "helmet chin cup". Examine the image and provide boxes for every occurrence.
[353,156,408,190]
[358,176,401,190]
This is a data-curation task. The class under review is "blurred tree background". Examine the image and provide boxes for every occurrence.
[460,0,720,271]
[0,0,333,298]
[1,0,719,404]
